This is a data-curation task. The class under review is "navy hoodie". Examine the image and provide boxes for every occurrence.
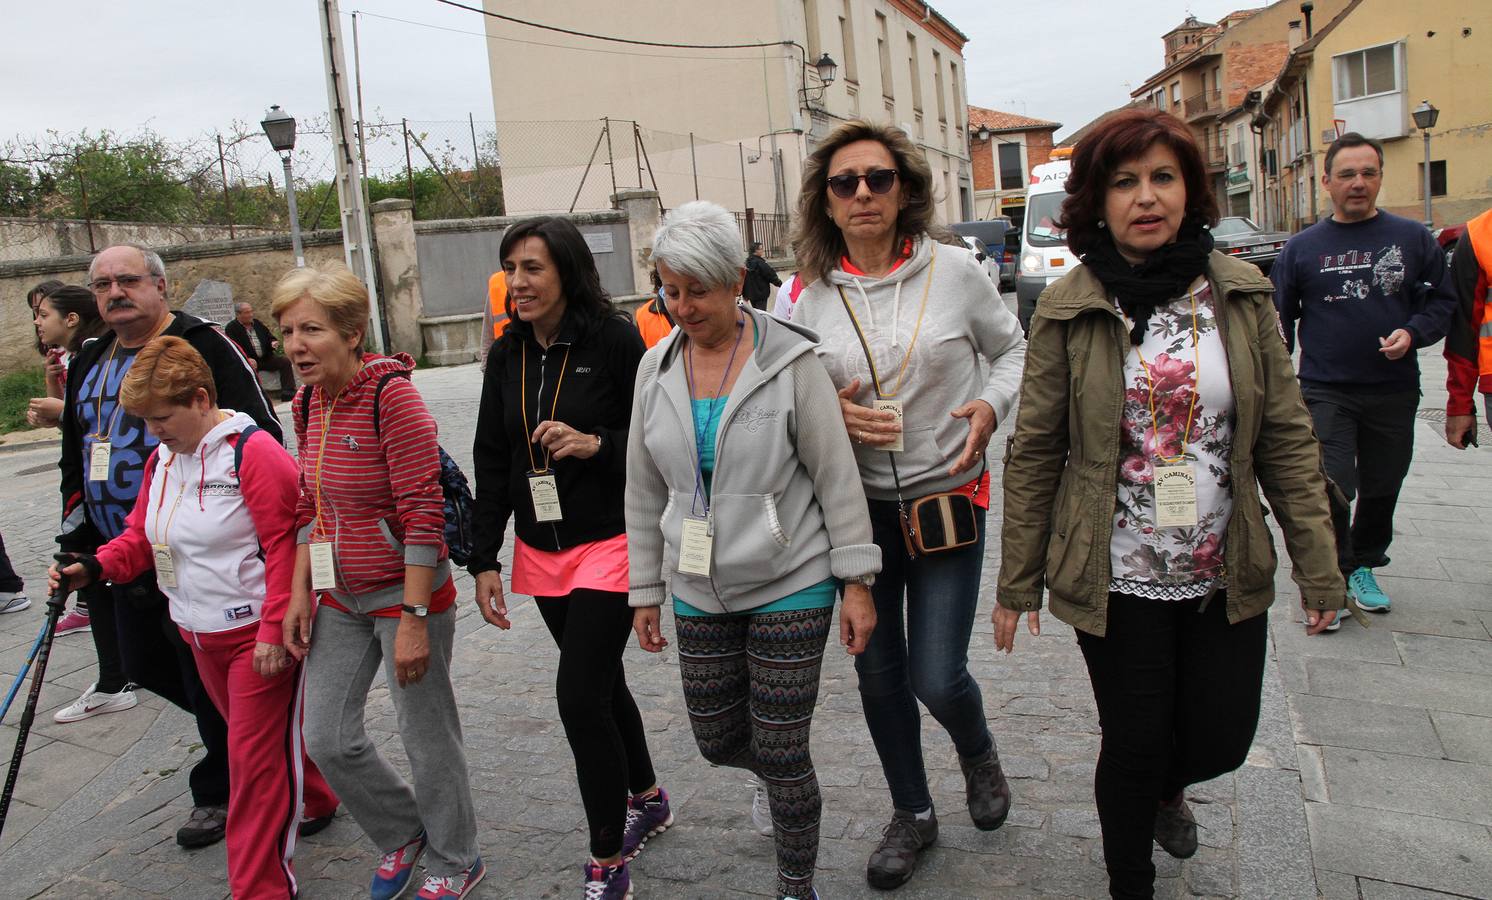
[1271,210,1455,391]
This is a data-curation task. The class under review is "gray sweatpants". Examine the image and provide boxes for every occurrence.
[302,604,479,875]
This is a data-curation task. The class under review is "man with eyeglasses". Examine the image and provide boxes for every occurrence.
[56,243,283,848]
[1271,133,1457,625]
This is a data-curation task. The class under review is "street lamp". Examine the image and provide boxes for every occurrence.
[796,48,838,105]
[1411,99,1440,228]
[261,105,305,267]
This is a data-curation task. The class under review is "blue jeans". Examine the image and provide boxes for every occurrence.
[855,499,993,812]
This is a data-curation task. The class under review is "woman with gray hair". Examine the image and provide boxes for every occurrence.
[627,200,880,900]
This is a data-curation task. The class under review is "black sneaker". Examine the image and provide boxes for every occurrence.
[1154,794,1199,859]
[300,813,336,837]
[866,808,938,890]
[177,804,228,848]
[959,748,1012,831]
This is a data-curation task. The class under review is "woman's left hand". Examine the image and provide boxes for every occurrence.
[393,617,431,688]
[252,641,292,678]
[532,420,602,461]
[948,400,996,476]
[840,584,877,655]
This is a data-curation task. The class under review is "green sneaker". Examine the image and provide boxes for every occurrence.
[1349,567,1391,612]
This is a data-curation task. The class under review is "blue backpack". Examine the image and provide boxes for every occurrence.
[297,371,475,567]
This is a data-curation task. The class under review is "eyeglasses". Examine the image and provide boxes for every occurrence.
[827,168,899,199]
[87,274,156,294]
[1331,168,1380,181]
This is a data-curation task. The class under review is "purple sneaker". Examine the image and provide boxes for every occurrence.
[583,860,633,899]
[620,788,673,860]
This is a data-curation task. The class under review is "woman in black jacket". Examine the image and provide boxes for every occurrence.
[469,216,667,899]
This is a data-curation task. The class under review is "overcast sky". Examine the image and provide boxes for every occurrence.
[2,1,1256,155]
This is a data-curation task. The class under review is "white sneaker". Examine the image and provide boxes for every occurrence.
[53,683,138,723]
[0,592,30,614]
[747,777,773,836]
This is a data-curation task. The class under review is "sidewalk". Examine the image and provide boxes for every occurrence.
[0,359,1484,897]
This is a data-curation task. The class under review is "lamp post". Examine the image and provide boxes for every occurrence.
[1411,99,1440,228]
[796,48,838,106]
[261,105,305,267]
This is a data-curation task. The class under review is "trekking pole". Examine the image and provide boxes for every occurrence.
[0,582,69,838]
[0,619,50,724]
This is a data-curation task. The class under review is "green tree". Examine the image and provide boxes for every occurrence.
[49,131,197,222]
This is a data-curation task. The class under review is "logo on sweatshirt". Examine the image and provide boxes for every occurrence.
[224,604,254,622]
[733,406,780,433]
[342,434,361,451]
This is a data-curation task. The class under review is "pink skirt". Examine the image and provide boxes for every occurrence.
[511,533,630,598]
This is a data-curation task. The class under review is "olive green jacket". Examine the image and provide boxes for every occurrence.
[997,252,1345,636]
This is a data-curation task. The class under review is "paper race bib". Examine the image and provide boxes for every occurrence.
[678,517,713,576]
[1153,463,1199,528]
[309,542,337,592]
[151,543,177,589]
[874,399,904,452]
[528,472,563,522]
[90,442,112,482]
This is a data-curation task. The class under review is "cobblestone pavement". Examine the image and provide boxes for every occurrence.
[0,353,1483,899]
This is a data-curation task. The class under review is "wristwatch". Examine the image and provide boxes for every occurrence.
[400,604,429,618]
[845,574,876,587]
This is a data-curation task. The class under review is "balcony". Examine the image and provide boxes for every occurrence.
[1183,90,1222,120]
[1201,134,1227,170]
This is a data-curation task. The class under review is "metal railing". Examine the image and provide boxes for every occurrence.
[1183,90,1223,119]
[735,211,792,259]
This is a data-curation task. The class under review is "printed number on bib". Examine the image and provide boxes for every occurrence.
[309,542,337,592]
[874,399,905,453]
[1153,464,1199,528]
[90,442,112,482]
[527,472,563,523]
[151,544,178,589]
[678,517,713,576]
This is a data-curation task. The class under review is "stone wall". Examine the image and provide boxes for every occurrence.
[0,217,279,263]
[0,230,344,376]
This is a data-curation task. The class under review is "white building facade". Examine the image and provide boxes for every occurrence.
[481,0,975,222]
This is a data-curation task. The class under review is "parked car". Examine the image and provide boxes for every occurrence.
[1436,222,1465,267]
[1211,216,1290,275]
[952,218,1015,291]
[959,235,1003,290]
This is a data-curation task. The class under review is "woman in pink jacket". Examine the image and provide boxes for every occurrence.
[51,335,337,900]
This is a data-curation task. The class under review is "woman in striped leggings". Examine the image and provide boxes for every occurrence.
[626,202,881,900]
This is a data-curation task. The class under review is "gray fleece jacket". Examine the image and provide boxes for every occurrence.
[792,237,1027,499]
[625,305,882,613]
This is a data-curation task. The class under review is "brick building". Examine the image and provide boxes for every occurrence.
[1131,1,1353,217]
[967,106,1061,228]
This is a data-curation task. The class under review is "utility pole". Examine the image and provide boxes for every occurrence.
[318,0,385,352]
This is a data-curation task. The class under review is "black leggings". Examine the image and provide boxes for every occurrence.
[536,589,657,859]
[1076,591,1266,900]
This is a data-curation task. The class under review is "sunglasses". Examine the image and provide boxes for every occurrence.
[827,168,899,199]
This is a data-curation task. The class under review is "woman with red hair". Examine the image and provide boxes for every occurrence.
[994,108,1344,898]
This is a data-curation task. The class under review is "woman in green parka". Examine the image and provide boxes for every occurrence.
[993,108,1345,900]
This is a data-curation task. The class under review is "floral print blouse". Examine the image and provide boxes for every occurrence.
[1109,280,1236,600]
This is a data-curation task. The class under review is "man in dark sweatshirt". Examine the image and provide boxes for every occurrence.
[1272,133,1456,620]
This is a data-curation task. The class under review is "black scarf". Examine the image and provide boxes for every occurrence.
[1080,218,1215,344]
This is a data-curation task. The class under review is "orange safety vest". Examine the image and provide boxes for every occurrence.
[1446,209,1492,414]
[487,271,511,339]
[634,296,674,349]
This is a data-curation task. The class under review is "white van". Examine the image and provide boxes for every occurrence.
[1015,156,1078,334]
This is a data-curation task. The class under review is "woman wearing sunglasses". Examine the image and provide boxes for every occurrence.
[787,119,1026,890]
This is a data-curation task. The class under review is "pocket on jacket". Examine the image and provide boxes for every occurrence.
[376,518,405,555]
[1232,499,1278,589]
[1045,480,1094,599]
[710,493,789,589]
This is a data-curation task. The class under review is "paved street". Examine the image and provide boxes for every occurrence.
[0,351,1487,899]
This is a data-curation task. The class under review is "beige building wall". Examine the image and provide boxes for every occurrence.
[1302,0,1492,225]
[481,0,972,223]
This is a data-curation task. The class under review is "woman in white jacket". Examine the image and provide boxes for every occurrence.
[51,336,337,900]
[626,201,879,900]
[787,119,1027,890]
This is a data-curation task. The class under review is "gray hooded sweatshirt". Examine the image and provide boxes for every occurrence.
[626,306,881,613]
[791,236,1027,500]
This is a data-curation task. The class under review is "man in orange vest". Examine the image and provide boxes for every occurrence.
[485,270,511,341]
[633,268,674,349]
[1445,207,1492,448]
